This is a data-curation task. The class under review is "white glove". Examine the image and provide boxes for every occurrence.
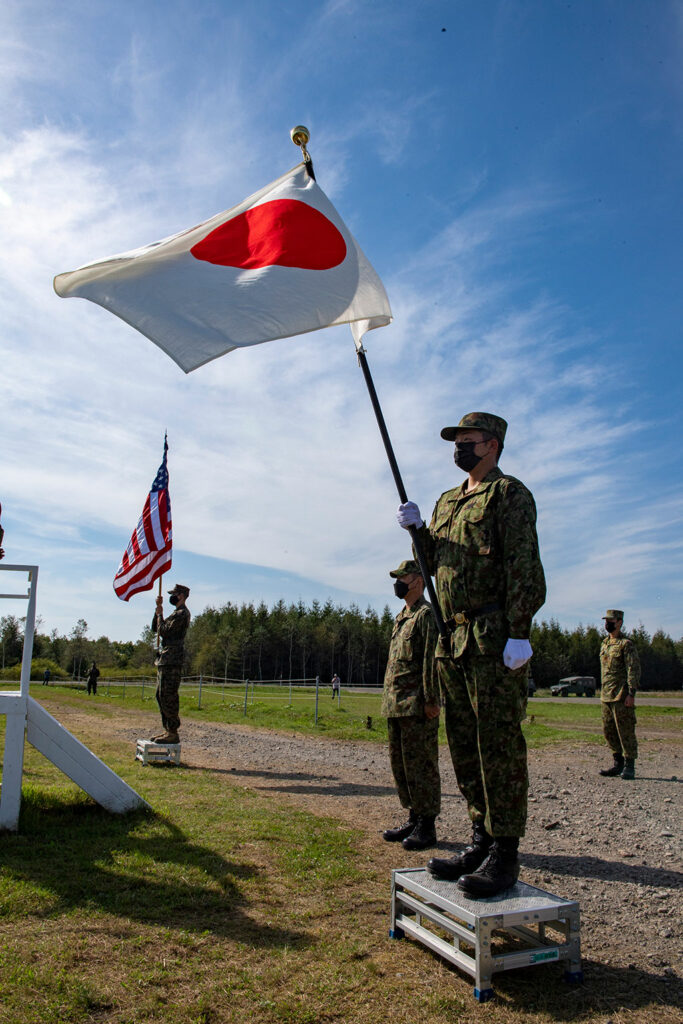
[503,638,533,670]
[396,501,423,530]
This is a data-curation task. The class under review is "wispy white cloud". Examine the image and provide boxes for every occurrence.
[1,5,681,642]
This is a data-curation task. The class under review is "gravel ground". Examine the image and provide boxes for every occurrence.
[59,704,683,990]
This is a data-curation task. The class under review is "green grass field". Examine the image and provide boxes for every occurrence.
[1,711,679,1024]
[17,682,682,750]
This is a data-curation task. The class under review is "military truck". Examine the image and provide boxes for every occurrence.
[550,675,597,697]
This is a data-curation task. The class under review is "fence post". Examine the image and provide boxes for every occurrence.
[315,675,320,725]
[288,676,292,706]
[251,679,255,705]
[198,673,203,710]
[337,681,341,708]
[142,677,145,700]
[243,679,249,716]
[123,677,126,699]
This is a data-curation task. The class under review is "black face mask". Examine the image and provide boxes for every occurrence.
[454,441,484,473]
[604,620,616,633]
[393,580,410,599]
[169,594,180,606]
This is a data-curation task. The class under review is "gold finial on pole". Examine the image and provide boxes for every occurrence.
[290,124,311,164]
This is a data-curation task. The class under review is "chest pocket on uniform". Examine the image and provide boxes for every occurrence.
[432,507,454,538]
[461,503,494,556]
[397,630,415,663]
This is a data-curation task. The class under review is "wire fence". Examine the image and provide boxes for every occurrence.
[38,674,380,725]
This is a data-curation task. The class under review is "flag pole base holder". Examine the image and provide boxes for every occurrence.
[390,868,581,1001]
[135,739,181,766]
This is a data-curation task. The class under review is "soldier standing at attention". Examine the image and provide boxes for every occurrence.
[152,583,191,744]
[381,560,441,852]
[599,609,640,780]
[397,412,546,897]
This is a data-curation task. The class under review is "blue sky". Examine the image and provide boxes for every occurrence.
[1,0,681,642]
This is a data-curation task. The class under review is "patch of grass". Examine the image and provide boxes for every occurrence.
[0,735,680,1022]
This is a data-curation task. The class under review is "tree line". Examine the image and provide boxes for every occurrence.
[1,604,682,690]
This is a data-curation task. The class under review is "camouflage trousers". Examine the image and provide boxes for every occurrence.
[602,700,637,759]
[438,653,529,838]
[387,715,441,817]
[156,664,182,732]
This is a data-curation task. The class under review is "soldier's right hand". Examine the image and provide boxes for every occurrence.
[397,501,423,530]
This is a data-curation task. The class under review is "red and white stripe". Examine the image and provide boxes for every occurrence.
[114,490,172,601]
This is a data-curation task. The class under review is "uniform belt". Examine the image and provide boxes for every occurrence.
[446,602,501,629]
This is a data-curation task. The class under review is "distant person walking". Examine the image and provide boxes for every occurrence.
[599,609,640,780]
[152,583,191,744]
[331,673,340,699]
[42,668,51,686]
[381,560,441,852]
[86,662,100,695]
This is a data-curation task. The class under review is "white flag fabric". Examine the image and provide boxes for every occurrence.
[54,163,392,372]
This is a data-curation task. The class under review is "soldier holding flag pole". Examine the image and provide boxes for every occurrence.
[55,126,448,639]
[112,436,189,742]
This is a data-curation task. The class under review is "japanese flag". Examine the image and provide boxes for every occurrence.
[54,164,392,372]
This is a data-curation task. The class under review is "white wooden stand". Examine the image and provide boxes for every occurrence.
[391,868,582,1002]
[136,739,181,765]
[0,565,148,831]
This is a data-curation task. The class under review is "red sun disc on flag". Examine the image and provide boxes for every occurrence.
[190,199,347,271]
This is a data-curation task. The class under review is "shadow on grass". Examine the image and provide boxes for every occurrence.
[2,790,308,950]
[431,954,682,1018]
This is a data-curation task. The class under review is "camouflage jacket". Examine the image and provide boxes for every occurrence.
[381,597,439,717]
[600,634,640,702]
[415,467,546,659]
[153,606,191,666]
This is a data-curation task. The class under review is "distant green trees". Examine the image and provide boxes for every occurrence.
[530,619,683,691]
[184,599,396,687]
[0,614,156,680]
[186,606,682,690]
[1,607,681,690]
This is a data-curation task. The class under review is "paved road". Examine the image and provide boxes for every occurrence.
[530,695,683,707]
[347,687,683,707]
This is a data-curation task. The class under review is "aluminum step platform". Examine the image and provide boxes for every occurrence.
[135,739,181,766]
[391,867,582,1001]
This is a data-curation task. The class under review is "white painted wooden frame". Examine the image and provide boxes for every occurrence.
[0,564,148,831]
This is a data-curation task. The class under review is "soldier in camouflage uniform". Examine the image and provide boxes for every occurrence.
[381,559,441,851]
[599,609,640,780]
[152,583,191,744]
[397,412,546,896]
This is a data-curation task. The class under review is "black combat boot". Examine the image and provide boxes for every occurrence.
[457,837,520,898]
[427,822,492,880]
[600,754,624,777]
[402,816,437,851]
[383,809,417,842]
[621,758,636,780]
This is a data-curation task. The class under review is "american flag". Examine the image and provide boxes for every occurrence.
[113,437,172,601]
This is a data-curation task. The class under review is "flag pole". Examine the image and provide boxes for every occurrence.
[155,575,162,653]
[355,345,449,639]
[290,128,449,640]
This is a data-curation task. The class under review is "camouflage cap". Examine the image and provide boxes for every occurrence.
[168,583,190,597]
[389,559,421,579]
[440,412,508,444]
[602,609,624,620]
